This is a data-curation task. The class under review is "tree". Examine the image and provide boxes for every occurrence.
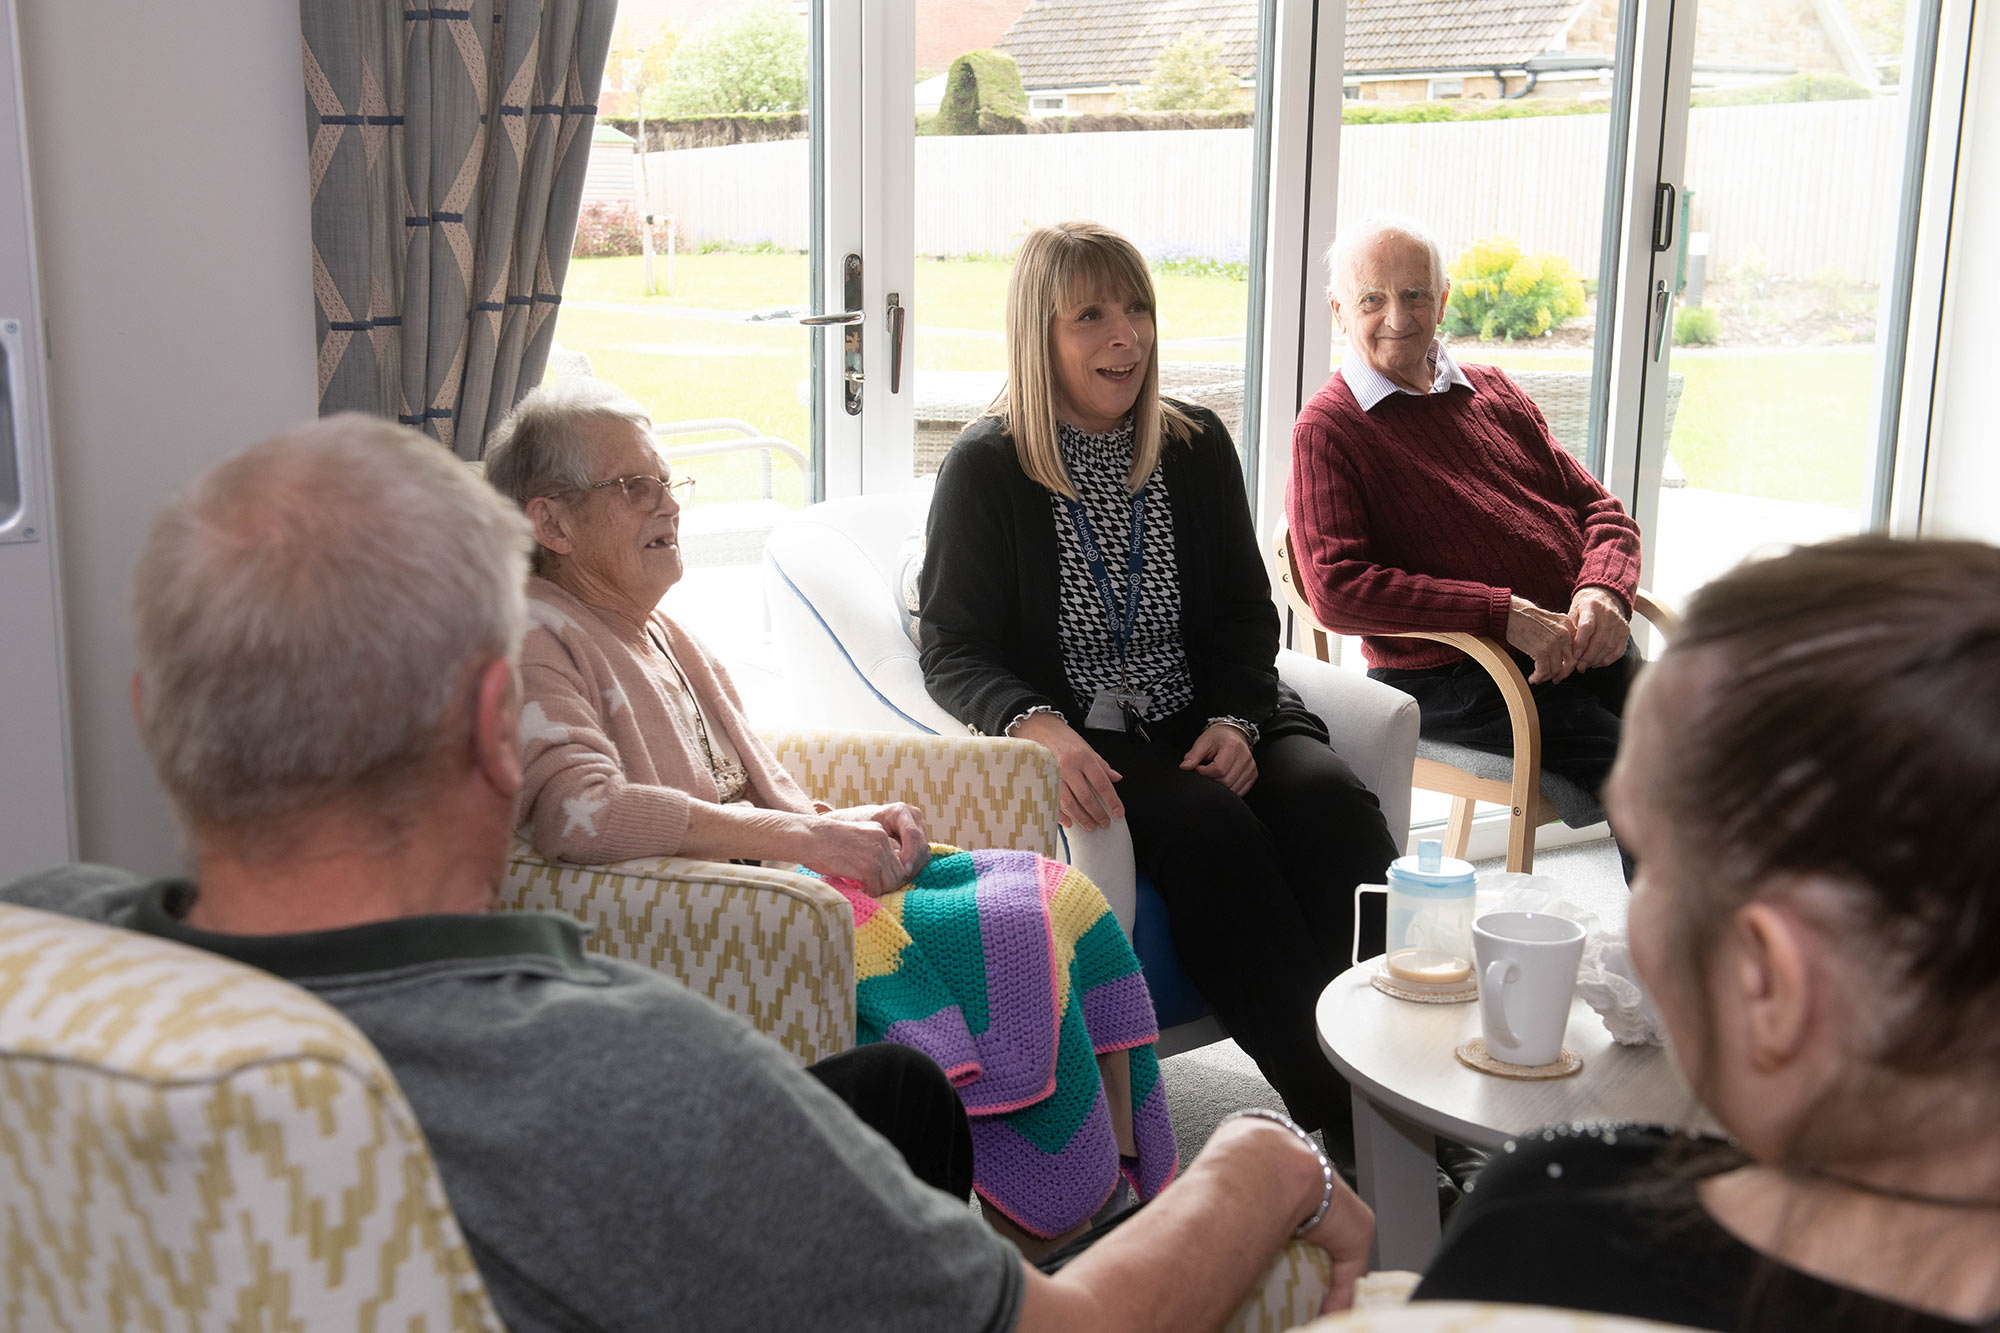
[1130,31,1241,112]
[659,3,808,117]
[602,18,681,119]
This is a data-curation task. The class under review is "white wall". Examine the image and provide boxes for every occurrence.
[1924,5,2000,542]
[19,2,317,873]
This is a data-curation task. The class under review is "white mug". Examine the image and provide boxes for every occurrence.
[1473,910,1586,1067]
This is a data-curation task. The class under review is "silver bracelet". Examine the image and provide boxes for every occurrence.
[1205,715,1260,747]
[1003,703,1058,737]
[1223,1107,1334,1238]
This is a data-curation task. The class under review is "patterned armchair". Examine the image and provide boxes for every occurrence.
[500,727,1062,1065]
[0,902,503,1331]
[500,729,1341,1330]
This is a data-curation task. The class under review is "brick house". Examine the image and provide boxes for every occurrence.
[916,0,1033,79]
[998,0,1879,113]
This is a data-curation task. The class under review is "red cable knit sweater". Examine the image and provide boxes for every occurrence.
[1285,363,1642,672]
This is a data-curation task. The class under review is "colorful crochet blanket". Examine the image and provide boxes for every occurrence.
[823,846,1178,1238]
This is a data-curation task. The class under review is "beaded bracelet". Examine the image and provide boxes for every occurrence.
[1222,1107,1336,1238]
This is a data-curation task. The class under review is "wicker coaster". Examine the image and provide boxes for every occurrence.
[1455,1037,1584,1079]
[1370,971,1477,1004]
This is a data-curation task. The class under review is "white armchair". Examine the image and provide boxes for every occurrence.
[764,489,1420,1050]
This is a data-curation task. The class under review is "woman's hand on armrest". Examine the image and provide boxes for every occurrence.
[1011,712,1124,832]
[825,803,932,886]
[679,801,917,897]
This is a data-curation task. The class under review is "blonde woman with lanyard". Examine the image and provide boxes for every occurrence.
[918,220,1401,1168]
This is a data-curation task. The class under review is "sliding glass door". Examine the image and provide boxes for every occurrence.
[1621,0,1946,605]
[900,3,1279,487]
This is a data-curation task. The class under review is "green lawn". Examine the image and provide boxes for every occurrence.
[1475,344,1873,509]
[553,254,1870,513]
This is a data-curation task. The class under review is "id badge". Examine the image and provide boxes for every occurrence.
[1085,688,1150,732]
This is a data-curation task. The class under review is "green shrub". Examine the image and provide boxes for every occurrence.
[935,50,1027,135]
[1674,306,1719,346]
[572,203,673,258]
[1692,73,1873,108]
[1444,237,1586,340]
[1341,99,1609,126]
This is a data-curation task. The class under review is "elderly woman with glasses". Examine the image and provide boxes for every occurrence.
[485,378,1177,1249]
[918,221,1402,1161]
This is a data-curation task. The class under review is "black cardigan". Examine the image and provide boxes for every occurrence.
[918,404,1324,744]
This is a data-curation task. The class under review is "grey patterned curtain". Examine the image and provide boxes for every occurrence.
[301,1,615,457]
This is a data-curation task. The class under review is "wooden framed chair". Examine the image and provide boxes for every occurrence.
[1275,524,1677,873]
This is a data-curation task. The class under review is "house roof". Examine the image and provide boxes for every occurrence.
[996,0,1591,88]
[997,0,1259,90]
[916,0,1032,74]
[1344,0,1588,73]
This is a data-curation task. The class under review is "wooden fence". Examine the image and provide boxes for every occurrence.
[630,96,1908,283]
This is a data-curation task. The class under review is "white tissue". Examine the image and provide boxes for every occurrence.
[1475,872,1664,1046]
[1476,872,1600,937]
[1574,929,1668,1046]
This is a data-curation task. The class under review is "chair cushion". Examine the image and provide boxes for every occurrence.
[0,902,500,1330]
[1414,737,1605,827]
[1132,871,1208,1029]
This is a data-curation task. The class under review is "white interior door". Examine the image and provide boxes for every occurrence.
[0,0,75,878]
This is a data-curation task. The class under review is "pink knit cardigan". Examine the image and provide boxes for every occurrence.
[516,578,815,863]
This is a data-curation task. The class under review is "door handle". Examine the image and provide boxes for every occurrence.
[1651,182,1677,252]
[798,253,865,414]
[1651,280,1672,363]
[886,293,905,394]
[0,318,36,545]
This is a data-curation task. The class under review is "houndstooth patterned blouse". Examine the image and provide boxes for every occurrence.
[1050,418,1194,725]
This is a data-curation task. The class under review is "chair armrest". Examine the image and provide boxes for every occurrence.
[1222,1239,1331,1332]
[1632,588,1679,638]
[1277,649,1420,846]
[1383,628,1544,822]
[503,837,856,1064]
[762,728,1061,860]
[1061,819,1139,935]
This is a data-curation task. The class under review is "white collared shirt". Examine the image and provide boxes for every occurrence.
[1340,339,1474,412]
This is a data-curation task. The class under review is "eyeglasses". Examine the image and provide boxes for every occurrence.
[567,473,695,509]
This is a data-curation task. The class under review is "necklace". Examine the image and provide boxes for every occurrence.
[646,624,747,800]
[1794,1166,2000,1212]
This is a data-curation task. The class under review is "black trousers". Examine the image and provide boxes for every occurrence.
[1085,717,1399,1138]
[1370,641,1639,802]
[1373,641,1638,882]
[806,1043,975,1201]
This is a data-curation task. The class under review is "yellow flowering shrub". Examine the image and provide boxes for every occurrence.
[1445,236,1586,341]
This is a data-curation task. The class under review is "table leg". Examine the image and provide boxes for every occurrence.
[1351,1087,1441,1272]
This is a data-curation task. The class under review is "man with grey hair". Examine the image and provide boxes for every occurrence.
[1286,213,1644,834]
[6,414,1378,1329]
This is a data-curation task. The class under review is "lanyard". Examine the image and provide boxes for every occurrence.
[1061,488,1147,671]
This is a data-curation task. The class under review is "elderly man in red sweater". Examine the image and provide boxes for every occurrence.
[1285,214,1643,842]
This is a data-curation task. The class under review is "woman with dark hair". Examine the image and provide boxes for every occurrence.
[1416,534,2000,1330]
[918,220,1401,1146]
